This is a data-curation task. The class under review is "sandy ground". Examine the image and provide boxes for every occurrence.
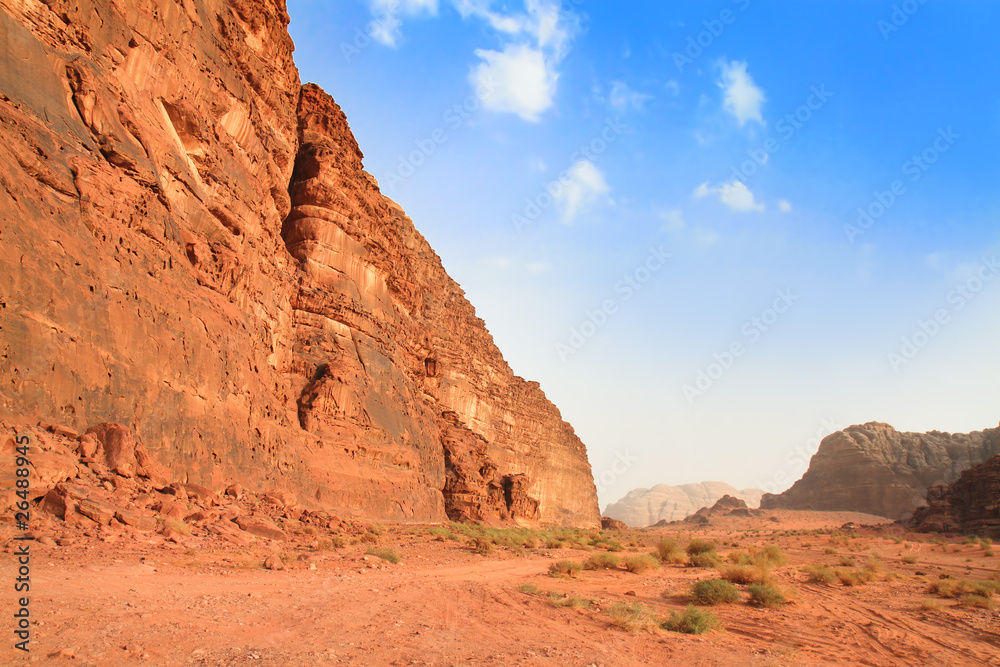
[2,510,999,666]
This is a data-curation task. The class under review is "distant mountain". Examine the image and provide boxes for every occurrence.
[761,422,1000,519]
[603,482,764,527]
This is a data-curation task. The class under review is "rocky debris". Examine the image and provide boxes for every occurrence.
[761,422,1000,519]
[601,517,628,531]
[0,0,600,528]
[235,516,286,542]
[604,482,764,527]
[679,495,757,526]
[907,455,1000,538]
[263,555,285,571]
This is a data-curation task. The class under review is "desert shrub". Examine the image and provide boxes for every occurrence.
[960,594,996,610]
[688,552,722,569]
[686,539,716,556]
[366,547,399,564]
[360,532,379,544]
[602,539,625,552]
[803,564,837,585]
[747,583,787,607]
[863,555,884,573]
[929,579,1000,599]
[472,537,495,556]
[584,553,620,570]
[549,593,593,609]
[721,565,769,586]
[546,538,567,549]
[838,557,856,567]
[920,597,944,612]
[607,602,660,633]
[756,545,788,567]
[548,560,583,578]
[624,554,661,574]
[518,583,541,594]
[165,519,192,536]
[655,538,686,564]
[824,547,838,556]
[661,605,720,635]
[901,555,918,565]
[691,579,740,605]
[834,567,875,587]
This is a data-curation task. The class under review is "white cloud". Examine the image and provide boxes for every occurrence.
[694,179,765,213]
[368,0,439,47]
[471,44,556,122]
[718,60,765,127]
[609,81,652,112]
[556,160,611,223]
[778,199,792,213]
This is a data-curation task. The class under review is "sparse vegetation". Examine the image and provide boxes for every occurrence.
[803,564,837,585]
[655,538,685,564]
[721,565,769,586]
[623,554,660,574]
[747,583,788,607]
[661,605,721,635]
[548,560,583,578]
[472,536,494,556]
[584,553,620,570]
[549,593,593,609]
[834,567,875,587]
[688,552,722,569]
[919,597,944,612]
[691,579,741,605]
[901,555,918,565]
[607,602,661,633]
[366,547,400,564]
[686,538,716,556]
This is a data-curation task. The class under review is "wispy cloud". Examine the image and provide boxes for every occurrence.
[718,60,765,127]
[367,0,440,47]
[695,179,765,213]
[557,160,611,223]
[609,81,652,112]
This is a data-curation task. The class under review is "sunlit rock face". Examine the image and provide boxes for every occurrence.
[0,0,600,527]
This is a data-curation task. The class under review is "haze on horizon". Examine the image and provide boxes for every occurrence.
[286,0,1000,509]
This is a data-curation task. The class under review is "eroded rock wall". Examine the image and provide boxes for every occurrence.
[0,0,600,526]
[908,455,1000,538]
[760,422,1000,519]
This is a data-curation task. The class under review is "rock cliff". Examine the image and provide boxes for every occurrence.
[0,0,600,526]
[907,455,1000,538]
[760,422,1000,520]
[603,482,763,527]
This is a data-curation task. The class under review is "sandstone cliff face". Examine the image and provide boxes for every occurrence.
[760,423,1000,520]
[603,482,763,527]
[0,0,599,526]
[908,455,1000,538]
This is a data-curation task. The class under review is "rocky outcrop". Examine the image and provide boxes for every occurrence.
[603,482,764,527]
[908,455,1000,538]
[601,517,628,531]
[0,0,599,526]
[682,495,754,525]
[761,423,1000,519]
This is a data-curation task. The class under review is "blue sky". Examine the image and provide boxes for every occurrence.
[287,0,1000,510]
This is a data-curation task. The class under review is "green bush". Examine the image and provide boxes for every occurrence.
[548,560,583,578]
[661,605,720,635]
[803,564,837,585]
[721,565,769,585]
[691,579,740,605]
[747,583,787,607]
[686,538,716,556]
[584,553,620,570]
[688,552,722,569]
[606,602,660,633]
[472,536,495,556]
[623,554,660,574]
[366,547,399,564]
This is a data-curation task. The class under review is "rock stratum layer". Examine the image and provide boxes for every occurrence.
[0,0,600,527]
[907,455,1000,538]
[761,422,1000,520]
[603,482,763,527]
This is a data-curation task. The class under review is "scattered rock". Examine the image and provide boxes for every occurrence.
[264,555,284,570]
[76,499,116,525]
[235,516,286,541]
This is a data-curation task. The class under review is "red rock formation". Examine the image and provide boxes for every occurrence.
[761,423,1000,519]
[908,455,1000,538]
[0,0,600,526]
